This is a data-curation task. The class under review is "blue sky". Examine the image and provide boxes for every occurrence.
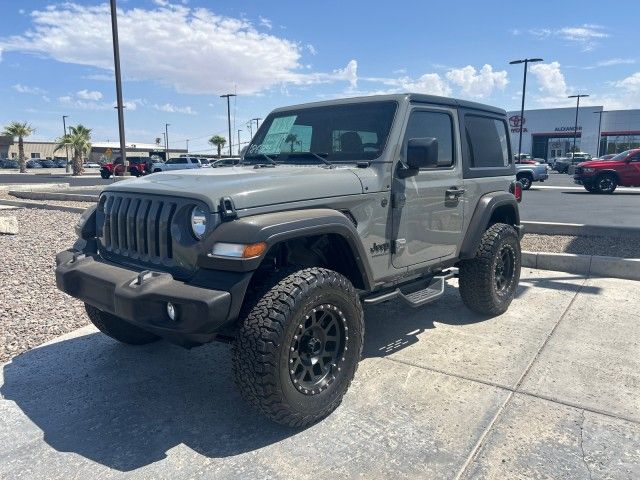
[1,0,639,154]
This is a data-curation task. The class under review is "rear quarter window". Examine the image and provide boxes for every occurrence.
[460,110,513,179]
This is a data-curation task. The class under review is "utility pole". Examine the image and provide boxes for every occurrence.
[237,129,242,156]
[165,123,170,160]
[221,94,236,156]
[246,121,253,139]
[109,0,128,175]
[509,58,543,160]
[252,117,262,132]
[162,132,166,161]
[62,115,70,173]
[594,110,606,157]
[568,94,589,155]
[186,139,189,152]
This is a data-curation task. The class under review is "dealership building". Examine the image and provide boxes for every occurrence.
[506,106,640,160]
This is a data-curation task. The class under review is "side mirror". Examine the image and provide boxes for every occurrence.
[407,137,439,169]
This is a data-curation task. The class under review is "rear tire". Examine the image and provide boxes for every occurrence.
[85,304,159,345]
[517,174,532,190]
[595,174,617,194]
[232,267,364,427]
[458,223,521,316]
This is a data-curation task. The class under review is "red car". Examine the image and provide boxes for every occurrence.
[100,157,150,179]
[574,148,640,193]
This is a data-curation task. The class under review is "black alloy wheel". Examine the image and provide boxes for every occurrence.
[494,245,516,294]
[289,304,347,396]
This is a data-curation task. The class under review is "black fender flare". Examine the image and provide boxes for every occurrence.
[198,208,374,291]
[594,169,620,181]
[458,192,521,259]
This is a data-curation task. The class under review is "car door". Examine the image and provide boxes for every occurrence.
[391,106,464,268]
[620,151,640,185]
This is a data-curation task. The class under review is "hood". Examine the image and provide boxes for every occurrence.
[577,160,619,168]
[103,165,365,210]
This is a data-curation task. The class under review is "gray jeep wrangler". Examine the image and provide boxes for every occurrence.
[56,94,523,427]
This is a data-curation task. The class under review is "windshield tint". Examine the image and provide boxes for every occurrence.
[246,101,397,162]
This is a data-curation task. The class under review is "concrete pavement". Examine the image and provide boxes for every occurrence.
[1,269,639,479]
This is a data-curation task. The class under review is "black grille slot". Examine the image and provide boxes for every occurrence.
[99,193,177,266]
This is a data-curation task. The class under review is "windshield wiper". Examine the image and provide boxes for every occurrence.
[241,153,278,166]
[284,151,334,167]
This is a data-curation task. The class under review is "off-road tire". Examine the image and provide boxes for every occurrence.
[517,174,533,190]
[100,170,111,179]
[595,173,617,194]
[232,267,364,427]
[85,304,159,345]
[458,223,521,316]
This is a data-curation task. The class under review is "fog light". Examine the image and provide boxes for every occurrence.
[167,302,177,321]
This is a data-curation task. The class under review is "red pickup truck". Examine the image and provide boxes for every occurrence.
[100,157,151,179]
[574,148,640,193]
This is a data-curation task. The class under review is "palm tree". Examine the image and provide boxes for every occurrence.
[2,122,34,173]
[285,133,299,152]
[54,124,92,176]
[209,135,226,158]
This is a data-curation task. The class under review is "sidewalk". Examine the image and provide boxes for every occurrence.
[1,269,638,479]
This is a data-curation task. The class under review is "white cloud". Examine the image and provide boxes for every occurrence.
[13,83,46,95]
[0,3,353,95]
[445,64,508,98]
[82,73,114,81]
[306,44,317,56]
[259,16,272,30]
[76,89,103,100]
[530,61,569,100]
[398,73,452,97]
[615,72,640,92]
[584,58,636,70]
[527,24,608,51]
[153,103,196,115]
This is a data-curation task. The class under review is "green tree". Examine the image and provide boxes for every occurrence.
[209,135,226,158]
[54,124,92,176]
[285,133,299,152]
[2,122,34,173]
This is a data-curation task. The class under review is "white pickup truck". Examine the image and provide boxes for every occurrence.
[152,156,204,173]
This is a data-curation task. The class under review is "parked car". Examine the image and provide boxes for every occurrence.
[553,156,588,173]
[516,162,549,189]
[574,148,640,193]
[597,153,616,160]
[152,156,203,172]
[56,93,523,427]
[198,158,212,167]
[100,157,151,178]
[84,162,101,168]
[568,152,592,161]
[26,159,42,168]
[1,159,19,169]
[211,157,241,168]
[38,159,56,168]
[53,158,68,168]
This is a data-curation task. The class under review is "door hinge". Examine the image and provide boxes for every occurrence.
[392,238,406,254]
[391,193,406,209]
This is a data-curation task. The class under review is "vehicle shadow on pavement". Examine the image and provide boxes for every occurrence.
[562,191,640,196]
[1,334,295,472]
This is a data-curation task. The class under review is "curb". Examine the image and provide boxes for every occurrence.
[0,199,86,214]
[522,250,640,281]
[522,221,640,239]
[8,190,98,202]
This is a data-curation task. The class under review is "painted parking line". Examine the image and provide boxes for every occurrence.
[531,185,640,192]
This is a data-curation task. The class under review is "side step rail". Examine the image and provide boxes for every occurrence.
[363,269,457,307]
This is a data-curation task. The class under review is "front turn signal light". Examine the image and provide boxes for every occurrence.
[210,242,267,258]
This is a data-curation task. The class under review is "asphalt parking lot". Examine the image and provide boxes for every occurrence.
[519,173,640,227]
[1,268,638,479]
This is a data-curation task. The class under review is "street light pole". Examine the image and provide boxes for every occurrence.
[162,132,166,161]
[62,115,70,173]
[186,139,189,152]
[252,117,262,132]
[246,121,253,139]
[509,58,543,159]
[568,94,589,155]
[237,129,242,156]
[165,123,170,160]
[109,0,129,175]
[220,94,236,156]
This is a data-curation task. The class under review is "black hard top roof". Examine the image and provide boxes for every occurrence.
[271,93,506,116]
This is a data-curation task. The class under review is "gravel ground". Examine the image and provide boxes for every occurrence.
[0,209,87,363]
[522,233,640,258]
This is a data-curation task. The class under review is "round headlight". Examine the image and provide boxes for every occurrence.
[190,206,207,239]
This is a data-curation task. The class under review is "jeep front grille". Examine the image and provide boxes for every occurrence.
[98,193,177,265]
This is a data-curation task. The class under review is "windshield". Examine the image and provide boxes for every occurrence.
[246,101,397,162]
[610,150,631,161]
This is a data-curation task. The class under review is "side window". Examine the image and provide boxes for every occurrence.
[404,110,454,168]
[465,116,510,168]
[629,153,640,162]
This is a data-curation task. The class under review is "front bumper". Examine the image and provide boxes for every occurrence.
[55,250,233,345]
[574,175,594,186]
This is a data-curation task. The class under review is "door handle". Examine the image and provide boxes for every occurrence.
[446,187,465,198]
